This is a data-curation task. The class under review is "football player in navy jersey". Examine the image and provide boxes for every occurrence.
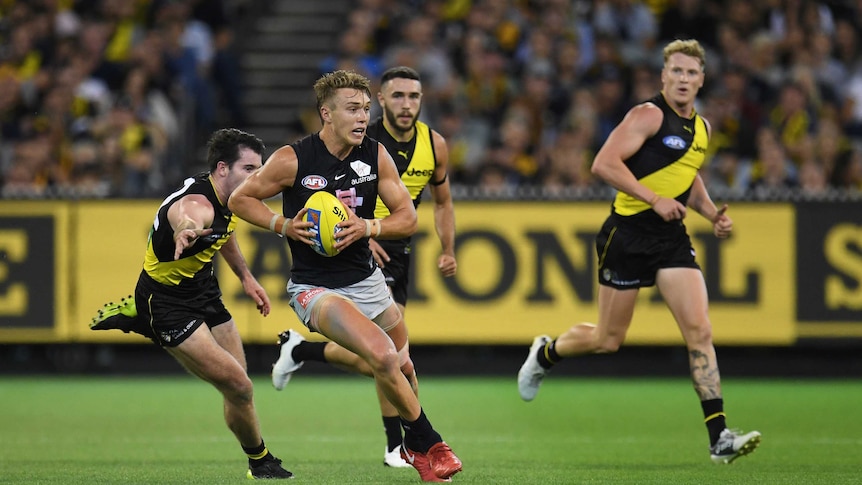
[229,70,462,482]
[517,39,762,465]
[266,66,458,468]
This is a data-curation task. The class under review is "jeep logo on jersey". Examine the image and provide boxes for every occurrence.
[662,136,687,150]
[350,160,371,177]
[301,175,327,190]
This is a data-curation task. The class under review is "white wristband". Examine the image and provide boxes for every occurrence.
[364,219,372,237]
[269,214,280,232]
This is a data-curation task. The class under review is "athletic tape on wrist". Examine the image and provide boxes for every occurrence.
[269,214,280,232]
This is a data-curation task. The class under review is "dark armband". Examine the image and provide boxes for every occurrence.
[429,172,448,186]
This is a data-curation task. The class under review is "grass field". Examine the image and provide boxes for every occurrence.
[1,375,859,484]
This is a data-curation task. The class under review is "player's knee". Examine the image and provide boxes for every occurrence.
[685,323,713,346]
[368,345,401,376]
[223,372,254,403]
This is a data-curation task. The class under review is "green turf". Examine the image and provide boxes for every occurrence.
[0,375,859,484]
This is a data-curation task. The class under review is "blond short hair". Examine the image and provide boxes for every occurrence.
[663,39,706,71]
[313,70,372,109]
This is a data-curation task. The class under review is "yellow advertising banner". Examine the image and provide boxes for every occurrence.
[0,200,800,345]
[393,203,796,345]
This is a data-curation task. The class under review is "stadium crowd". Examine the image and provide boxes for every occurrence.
[3,0,862,199]
[0,0,247,198]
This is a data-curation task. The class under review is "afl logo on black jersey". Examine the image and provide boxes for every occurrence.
[662,136,687,150]
[301,175,328,190]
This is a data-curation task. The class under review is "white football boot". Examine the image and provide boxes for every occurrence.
[518,335,551,401]
[272,329,306,390]
[709,428,762,464]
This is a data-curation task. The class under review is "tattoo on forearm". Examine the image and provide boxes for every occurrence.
[689,349,722,400]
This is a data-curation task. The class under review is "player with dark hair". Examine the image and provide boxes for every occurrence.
[269,65,457,468]
[228,70,462,482]
[90,128,293,479]
[517,39,762,464]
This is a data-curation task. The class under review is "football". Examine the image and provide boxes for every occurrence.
[304,191,348,257]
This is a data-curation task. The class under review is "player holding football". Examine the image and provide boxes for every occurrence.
[517,39,762,464]
[269,66,457,468]
[89,128,293,479]
[228,69,462,482]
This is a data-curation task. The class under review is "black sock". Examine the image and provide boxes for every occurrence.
[536,339,561,369]
[243,440,271,465]
[701,398,726,446]
[400,408,442,453]
[293,341,328,363]
[382,415,403,452]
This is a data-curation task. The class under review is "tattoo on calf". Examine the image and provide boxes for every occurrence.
[689,349,721,400]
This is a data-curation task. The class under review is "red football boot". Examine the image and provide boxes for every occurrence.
[401,445,452,482]
[427,442,462,479]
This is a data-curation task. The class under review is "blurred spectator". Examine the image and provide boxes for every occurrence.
[189,0,248,127]
[829,149,862,191]
[592,0,657,63]
[797,160,829,196]
[91,95,166,197]
[8,0,862,200]
[436,101,489,183]
[658,0,719,50]
[590,64,629,149]
[383,15,457,120]
[319,26,384,82]
[767,80,817,165]
[483,115,539,184]
[536,124,596,192]
[748,127,799,195]
[705,148,751,195]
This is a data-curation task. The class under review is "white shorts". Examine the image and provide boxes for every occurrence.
[286,268,394,332]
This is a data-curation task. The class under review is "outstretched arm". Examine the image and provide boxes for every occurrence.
[228,145,315,245]
[168,194,214,260]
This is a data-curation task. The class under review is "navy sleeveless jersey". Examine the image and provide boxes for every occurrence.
[283,133,380,287]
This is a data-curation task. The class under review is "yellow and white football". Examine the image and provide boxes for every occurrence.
[303,191,348,257]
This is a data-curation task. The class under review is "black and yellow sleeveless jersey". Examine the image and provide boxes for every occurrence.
[613,93,709,224]
[143,173,236,288]
[366,117,436,218]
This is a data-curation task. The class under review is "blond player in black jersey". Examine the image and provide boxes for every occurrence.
[89,128,293,479]
[228,70,461,483]
[266,66,457,468]
[517,39,761,464]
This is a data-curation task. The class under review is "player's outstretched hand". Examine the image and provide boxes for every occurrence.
[174,228,213,260]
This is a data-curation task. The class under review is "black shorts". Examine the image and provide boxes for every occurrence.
[376,239,410,306]
[595,216,700,290]
[132,271,232,347]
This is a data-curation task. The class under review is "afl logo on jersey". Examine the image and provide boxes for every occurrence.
[301,175,328,190]
[662,136,687,150]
